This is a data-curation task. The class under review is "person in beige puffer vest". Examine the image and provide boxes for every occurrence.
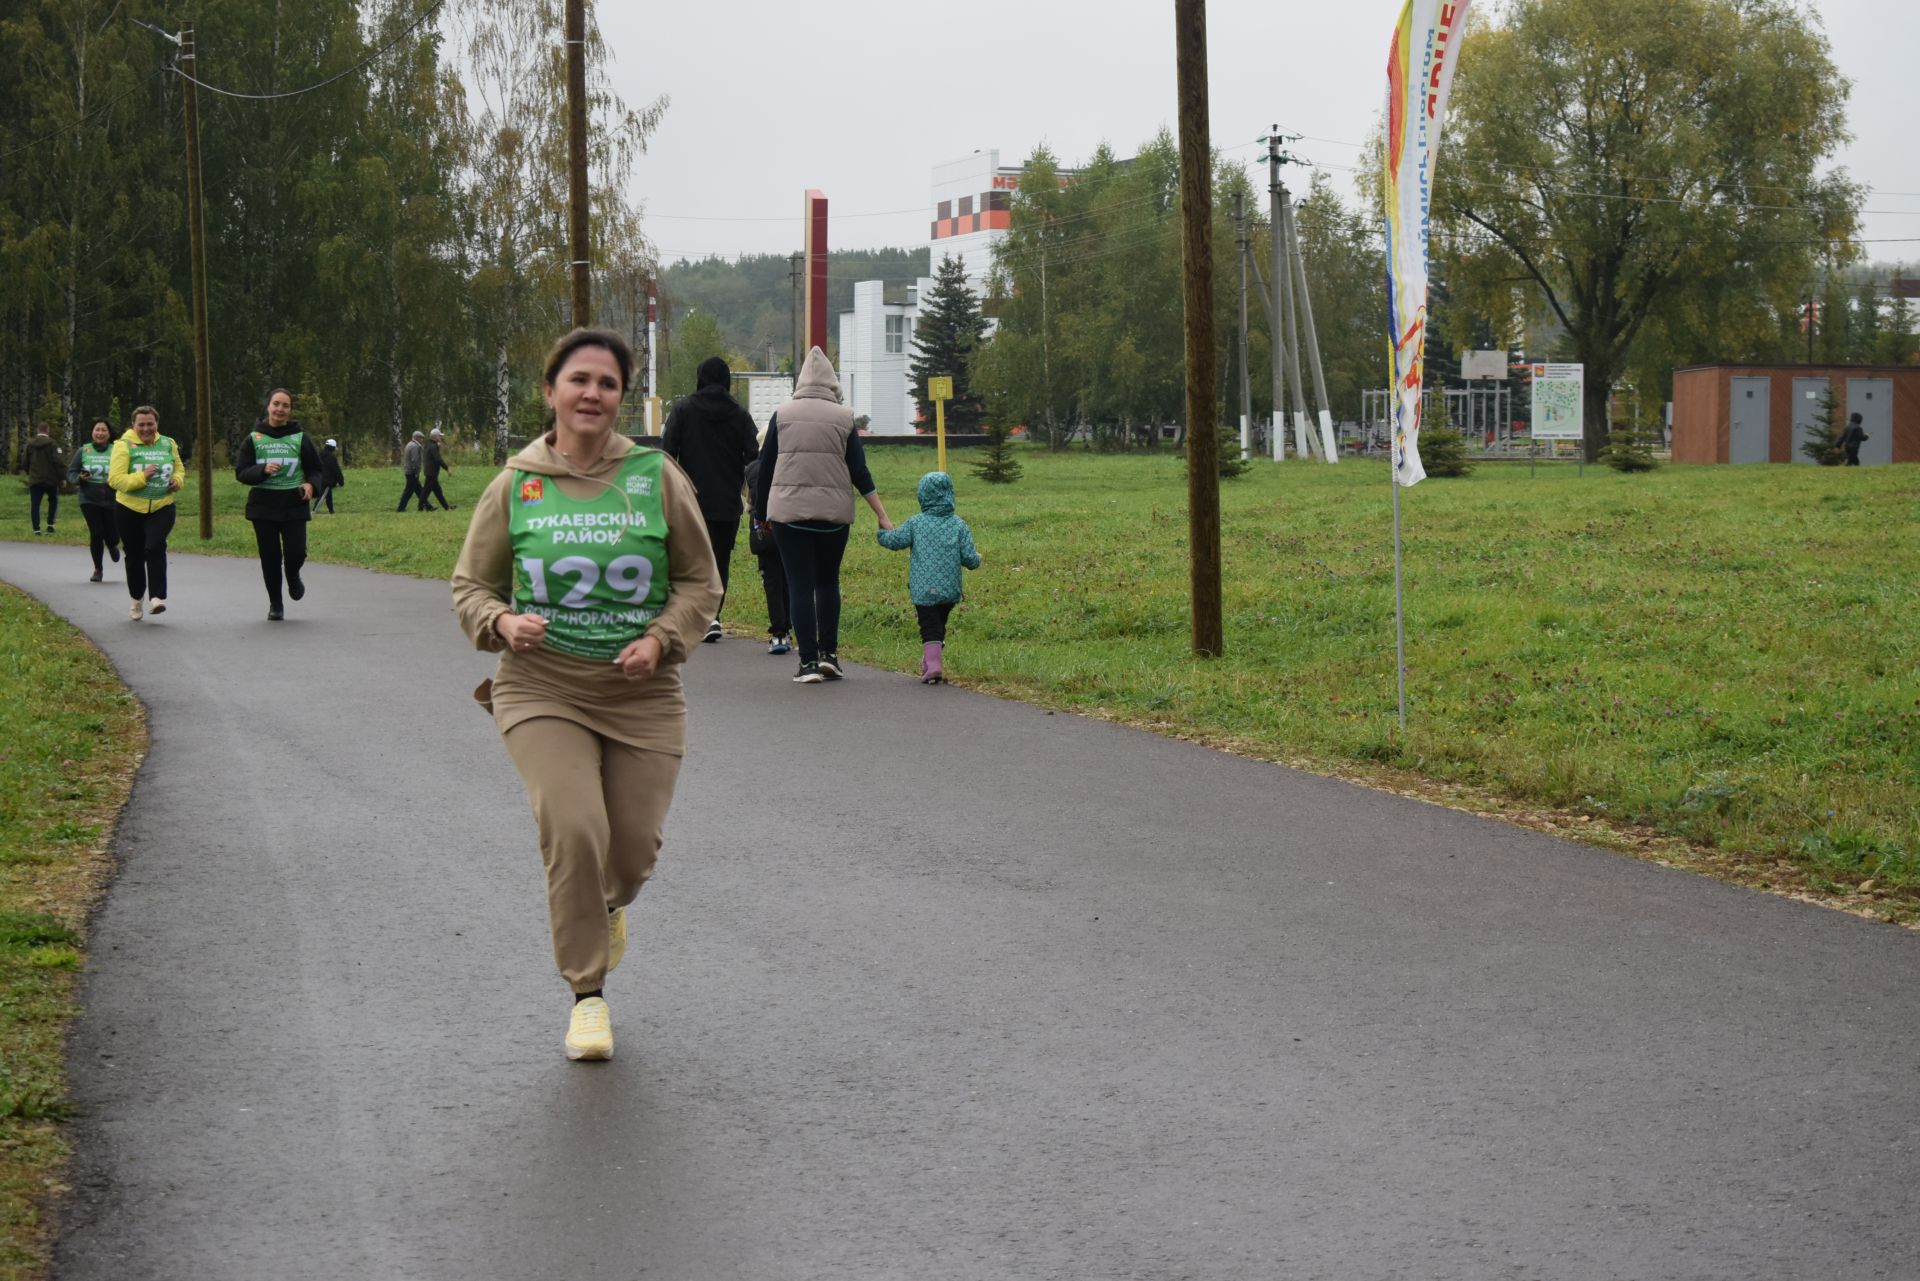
[750,346,895,683]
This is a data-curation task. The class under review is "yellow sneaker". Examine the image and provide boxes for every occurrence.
[565,997,613,1061]
[607,906,627,975]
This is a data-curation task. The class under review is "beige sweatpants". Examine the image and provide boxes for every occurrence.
[502,717,683,993]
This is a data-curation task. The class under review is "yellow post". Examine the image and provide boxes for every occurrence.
[928,376,953,472]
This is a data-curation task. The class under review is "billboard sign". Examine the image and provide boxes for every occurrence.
[1530,363,1584,439]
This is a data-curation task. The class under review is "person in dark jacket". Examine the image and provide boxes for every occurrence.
[663,356,759,642]
[311,438,346,514]
[423,428,455,510]
[742,458,790,653]
[1838,412,1868,466]
[396,431,430,511]
[66,418,122,579]
[234,389,323,620]
[25,423,63,535]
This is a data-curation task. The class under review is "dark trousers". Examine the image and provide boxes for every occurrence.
[424,473,452,509]
[772,522,849,663]
[757,546,790,637]
[311,485,335,514]
[251,518,309,607]
[1844,447,1861,466]
[915,602,956,643]
[29,483,58,531]
[396,473,430,511]
[704,517,740,615]
[81,503,120,572]
[116,504,176,601]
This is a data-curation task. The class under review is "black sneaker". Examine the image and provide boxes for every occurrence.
[792,661,826,684]
[703,620,724,643]
[109,544,121,562]
[287,571,305,602]
[818,653,843,680]
[268,606,284,621]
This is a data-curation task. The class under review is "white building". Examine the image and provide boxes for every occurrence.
[839,151,1030,435]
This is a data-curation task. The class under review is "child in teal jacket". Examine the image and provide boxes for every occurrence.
[876,471,981,683]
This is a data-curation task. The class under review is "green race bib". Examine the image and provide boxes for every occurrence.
[508,453,671,661]
[127,439,176,501]
[253,430,304,490]
[78,445,111,485]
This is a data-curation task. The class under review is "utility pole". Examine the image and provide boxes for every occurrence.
[1284,189,1336,461]
[564,0,591,328]
[787,253,803,372]
[1267,127,1286,460]
[1175,0,1222,658]
[1234,191,1251,460]
[1276,178,1311,460]
[180,26,214,540]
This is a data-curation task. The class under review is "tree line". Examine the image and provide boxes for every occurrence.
[1,0,659,470]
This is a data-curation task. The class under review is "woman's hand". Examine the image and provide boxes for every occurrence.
[494,611,549,654]
[167,474,183,492]
[299,482,314,501]
[264,461,283,477]
[614,634,663,681]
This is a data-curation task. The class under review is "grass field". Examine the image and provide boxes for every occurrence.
[0,585,145,1281]
[4,450,1915,923]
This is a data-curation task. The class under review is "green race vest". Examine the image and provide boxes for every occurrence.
[77,444,112,486]
[127,438,176,502]
[252,430,304,489]
[508,452,671,661]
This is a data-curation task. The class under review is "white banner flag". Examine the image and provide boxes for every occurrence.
[1384,0,1472,487]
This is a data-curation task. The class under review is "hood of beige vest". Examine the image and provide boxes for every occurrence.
[792,346,842,403]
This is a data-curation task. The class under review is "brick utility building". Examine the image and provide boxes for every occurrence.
[1671,364,1918,464]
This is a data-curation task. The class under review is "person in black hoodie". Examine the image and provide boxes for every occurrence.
[1838,412,1868,466]
[25,423,63,535]
[311,438,346,513]
[66,418,122,579]
[234,389,324,620]
[662,355,758,642]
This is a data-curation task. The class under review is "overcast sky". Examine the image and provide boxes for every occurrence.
[596,0,1916,269]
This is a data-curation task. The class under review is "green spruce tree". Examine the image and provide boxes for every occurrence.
[1419,387,1473,477]
[910,255,989,433]
[1799,388,1845,465]
[971,420,1023,484]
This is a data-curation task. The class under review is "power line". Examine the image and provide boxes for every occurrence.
[169,0,446,101]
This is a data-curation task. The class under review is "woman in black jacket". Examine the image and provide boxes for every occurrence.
[234,389,324,620]
[66,418,122,580]
[311,438,347,514]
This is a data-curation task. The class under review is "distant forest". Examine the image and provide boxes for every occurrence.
[658,248,931,371]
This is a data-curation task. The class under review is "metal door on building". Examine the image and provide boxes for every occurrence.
[1729,376,1771,463]
[1791,377,1830,464]
[1846,378,1894,466]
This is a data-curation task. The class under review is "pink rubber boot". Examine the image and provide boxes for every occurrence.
[921,641,944,684]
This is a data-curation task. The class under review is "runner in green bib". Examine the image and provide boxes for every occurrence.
[110,407,183,618]
[66,419,123,580]
[508,452,671,660]
[237,390,323,620]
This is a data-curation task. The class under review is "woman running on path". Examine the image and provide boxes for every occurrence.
[452,328,721,1062]
[108,406,185,621]
[235,389,322,620]
[750,346,893,683]
[66,419,122,581]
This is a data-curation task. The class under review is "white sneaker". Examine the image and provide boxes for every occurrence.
[565,997,614,1061]
[148,597,167,615]
[703,620,724,643]
[129,599,143,621]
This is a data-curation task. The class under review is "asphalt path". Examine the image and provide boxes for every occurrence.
[3,539,1917,1281]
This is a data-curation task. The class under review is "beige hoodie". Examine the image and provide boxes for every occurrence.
[451,430,722,755]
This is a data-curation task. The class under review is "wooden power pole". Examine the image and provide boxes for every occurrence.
[564,0,591,328]
[1175,0,1222,657]
[181,26,214,540]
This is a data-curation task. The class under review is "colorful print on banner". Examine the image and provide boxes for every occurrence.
[1384,0,1472,487]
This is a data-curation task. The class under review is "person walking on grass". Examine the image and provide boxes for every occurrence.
[108,406,184,620]
[311,438,346,514]
[743,457,790,654]
[397,431,431,511]
[26,422,63,536]
[451,327,721,1063]
[876,471,981,684]
[423,428,455,510]
[1839,412,1867,466]
[235,389,323,621]
[66,419,122,581]
[663,356,759,643]
[751,346,894,683]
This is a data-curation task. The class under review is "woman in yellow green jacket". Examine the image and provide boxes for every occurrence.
[108,406,186,621]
